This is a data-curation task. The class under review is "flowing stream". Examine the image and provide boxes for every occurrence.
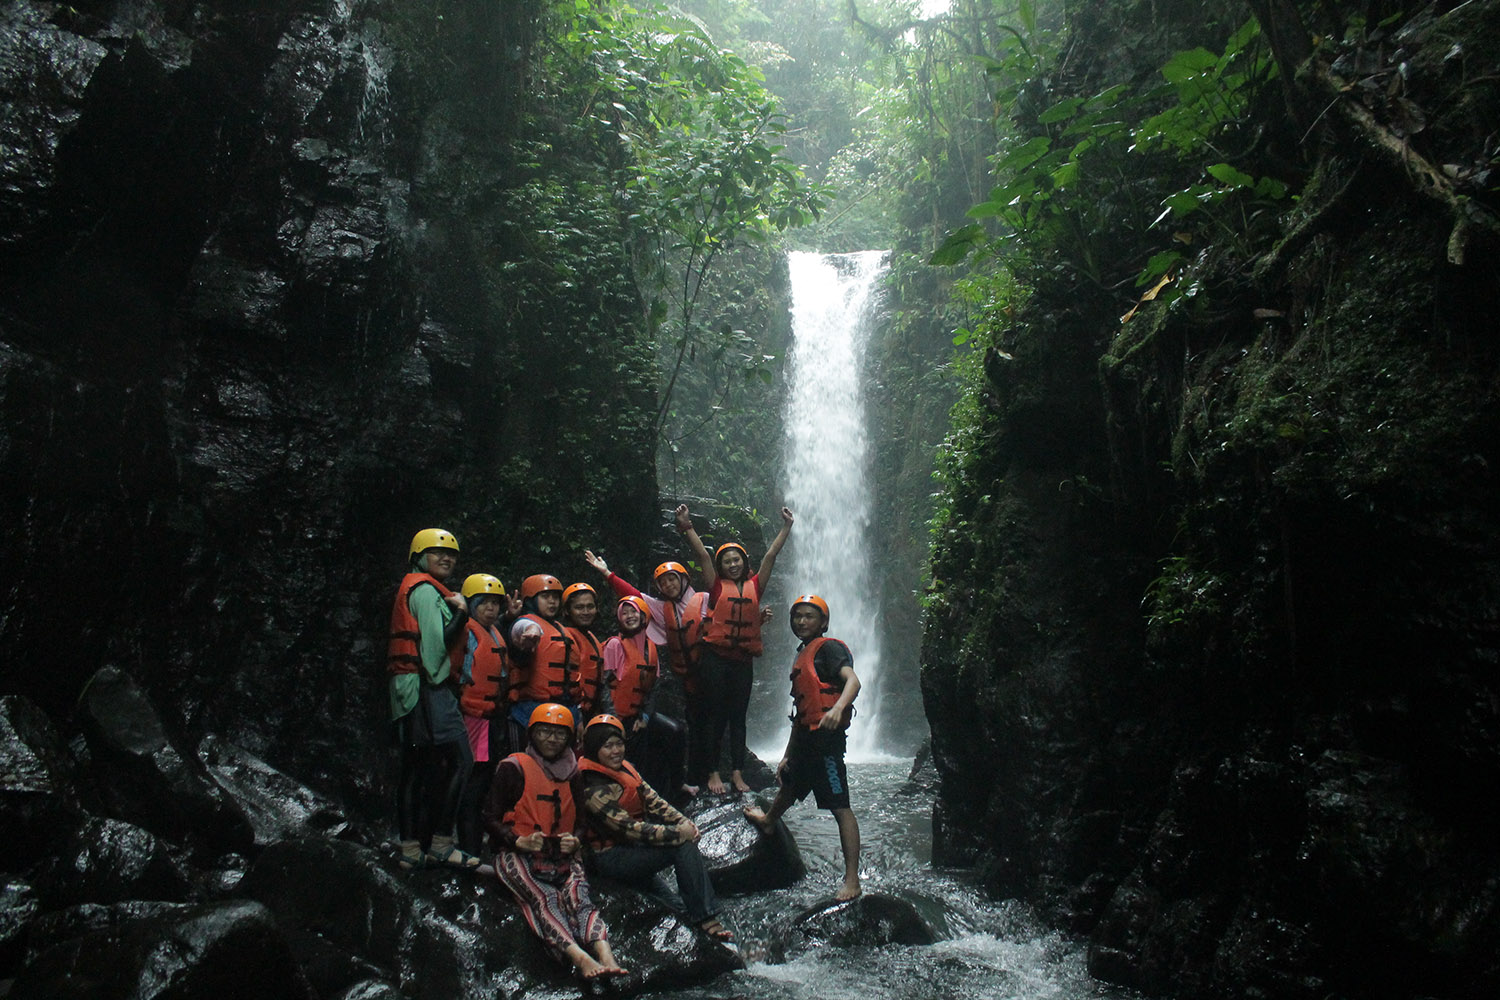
[645,760,1136,1000]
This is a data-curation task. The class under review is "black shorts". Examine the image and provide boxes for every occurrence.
[781,728,850,810]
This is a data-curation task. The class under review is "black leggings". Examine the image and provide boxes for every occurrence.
[625,712,687,797]
[396,736,471,846]
[693,647,753,780]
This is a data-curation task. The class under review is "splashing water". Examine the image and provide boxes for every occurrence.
[775,250,891,758]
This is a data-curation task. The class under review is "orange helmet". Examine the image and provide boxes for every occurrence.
[586,714,625,738]
[654,561,688,582]
[616,595,652,624]
[562,582,597,605]
[713,542,749,569]
[528,703,575,730]
[520,574,564,599]
[790,594,830,631]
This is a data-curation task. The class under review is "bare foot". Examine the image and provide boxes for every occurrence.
[730,771,752,794]
[835,877,862,901]
[743,804,775,835]
[707,772,727,795]
[572,953,606,979]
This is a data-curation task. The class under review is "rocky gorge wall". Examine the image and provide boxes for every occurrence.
[1,0,660,814]
[921,2,1500,997]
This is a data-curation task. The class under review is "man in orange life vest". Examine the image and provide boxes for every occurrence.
[744,594,862,901]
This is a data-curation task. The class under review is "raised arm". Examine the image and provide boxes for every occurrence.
[676,504,714,588]
[757,506,795,587]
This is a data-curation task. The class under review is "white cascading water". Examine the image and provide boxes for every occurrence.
[776,250,891,758]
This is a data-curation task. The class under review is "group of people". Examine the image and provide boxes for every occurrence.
[385,504,864,979]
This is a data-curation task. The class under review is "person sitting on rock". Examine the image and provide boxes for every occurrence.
[578,714,732,941]
[386,528,480,871]
[453,573,519,857]
[485,703,626,980]
[744,594,862,901]
[560,582,613,723]
[600,596,690,799]
[680,503,795,795]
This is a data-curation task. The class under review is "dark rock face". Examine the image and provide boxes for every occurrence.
[78,666,255,853]
[921,2,1500,997]
[196,733,348,846]
[1,695,88,870]
[0,0,657,823]
[14,899,314,1000]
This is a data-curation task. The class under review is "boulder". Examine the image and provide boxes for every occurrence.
[691,796,806,895]
[196,734,349,846]
[782,893,937,953]
[1,877,38,978]
[12,898,312,1000]
[1,695,88,870]
[238,837,520,1000]
[76,667,254,853]
[33,815,193,908]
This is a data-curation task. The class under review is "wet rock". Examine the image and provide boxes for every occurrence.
[0,695,88,871]
[23,900,197,961]
[239,837,519,1000]
[1,878,38,977]
[196,734,348,846]
[13,898,312,1000]
[76,667,254,853]
[786,893,937,949]
[33,815,193,908]
[590,886,744,992]
[0,4,109,248]
[690,796,806,895]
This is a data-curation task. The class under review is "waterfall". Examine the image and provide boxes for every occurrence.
[775,250,891,758]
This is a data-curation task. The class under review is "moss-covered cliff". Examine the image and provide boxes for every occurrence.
[922,1,1500,996]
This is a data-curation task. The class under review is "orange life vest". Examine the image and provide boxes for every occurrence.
[610,634,659,720]
[455,619,508,718]
[661,595,704,675]
[514,614,580,704]
[566,626,607,714]
[387,572,456,677]
[578,757,645,850]
[501,751,578,837]
[703,577,763,658]
[790,637,851,730]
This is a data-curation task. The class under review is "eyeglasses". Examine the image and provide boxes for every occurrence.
[533,728,571,742]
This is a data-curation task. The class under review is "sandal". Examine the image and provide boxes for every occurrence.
[426,846,482,870]
[397,851,426,871]
[698,917,733,942]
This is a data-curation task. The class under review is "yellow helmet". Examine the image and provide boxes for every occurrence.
[528,703,575,730]
[461,574,506,600]
[409,528,459,561]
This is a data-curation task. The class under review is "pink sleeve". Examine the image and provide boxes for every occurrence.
[603,637,628,680]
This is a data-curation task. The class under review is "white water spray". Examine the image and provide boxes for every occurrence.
[777,250,890,757]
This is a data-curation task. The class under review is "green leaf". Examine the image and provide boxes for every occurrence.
[1206,162,1254,188]
[930,224,987,266]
